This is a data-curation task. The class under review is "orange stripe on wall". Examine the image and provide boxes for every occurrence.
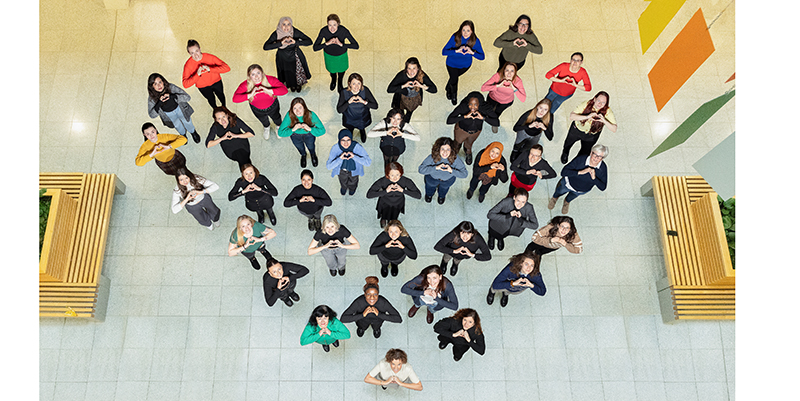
[647,8,715,111]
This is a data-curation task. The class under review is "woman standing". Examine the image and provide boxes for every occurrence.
[263,17,312,93]
[232,64,288,140]
[340,276,402,338]
[313,14,359,92]
[228,164,279,225]
[277,97,326,168]
[364,349,423,391]
[418,137,468,204]
[442,20,485,105]
[366,109,420,167]
[182,39,230,108]
[147,73,200,143]
[307,214,360,277]
[205,106,255,170]
[369,220,418,278]
[486,187,538,251]
[300,305,351,352]
[262,258,309,307]
[544,52,592,115]
[135,122,187,175]
[466,141,508,203]
[433,308,485,362]
[446,91,499,165]
[525,215,583,255]
[508,144,556,197]
[401,265,458,324]
[171,168,221,230]
[366,162,421,228]
[487,252,546,307]
[227,215,277,271]
[492,14,543,71]
[434,221,492,276]
[561,91,617,164]
[551,144,608,213]
[326,129,371,196]
[387,57,437,123]
[480,62,526,133]
[337,73,378,143]
[511,98,554,163]
[283,169,332,231]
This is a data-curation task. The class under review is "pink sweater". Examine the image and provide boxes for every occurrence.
[232,76,288,109]
[481,73,526,104]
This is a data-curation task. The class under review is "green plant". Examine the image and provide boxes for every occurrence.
[717,195,735,269]
[39,188,51,259]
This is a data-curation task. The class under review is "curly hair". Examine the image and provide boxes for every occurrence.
[384,348,408,364]
[580,91,611,133]
[548,215,578,243]
[431,137,457,164]
[452,308,483,335]
[509,251,541,276]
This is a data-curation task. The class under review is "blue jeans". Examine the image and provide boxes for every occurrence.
[545,87,573,115]
[552,178,586,203]
[163,107,196,136]
[412,296,440,312]
[290,133,316,157]
[424,175,456,198]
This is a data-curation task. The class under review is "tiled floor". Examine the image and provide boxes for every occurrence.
[39,0,735,400]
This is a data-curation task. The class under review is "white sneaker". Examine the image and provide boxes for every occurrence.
[263,126,270,140]
[213,219,221,228]
[207,223,215,231]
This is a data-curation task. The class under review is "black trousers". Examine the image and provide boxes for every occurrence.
[230,149,252,171]
[486,96,513,124]
[525,241,557,256]
[445,65,469,100]
[562,122,601,159]
[356,316,384,331]
[377,252,407,268]
[499,52,526,71]
[438,335,471,359]
[250,101,282,129]
[198,80,226,108]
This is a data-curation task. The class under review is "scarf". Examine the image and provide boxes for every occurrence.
[276,17,294,40]
[338,129,357,171]
[478,141,504,178]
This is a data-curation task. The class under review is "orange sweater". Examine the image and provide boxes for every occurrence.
[135,134,188,166]
[182,53,231,89]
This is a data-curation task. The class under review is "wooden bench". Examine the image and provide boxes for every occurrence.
[39,173,125,321]
[641,175,735,322]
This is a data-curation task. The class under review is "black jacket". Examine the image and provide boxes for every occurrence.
[433,317,485,355]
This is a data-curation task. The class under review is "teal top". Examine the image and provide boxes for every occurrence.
[300,317,351,345]
[278,111,326,138]
[229,221,268,253]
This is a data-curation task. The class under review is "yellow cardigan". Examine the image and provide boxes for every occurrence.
[135,133,187,166]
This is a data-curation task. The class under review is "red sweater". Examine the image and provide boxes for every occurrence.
[545,63,591,97]
[182,53,230,89]
[232,76,288,109]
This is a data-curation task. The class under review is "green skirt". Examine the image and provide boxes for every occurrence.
[324,52,349,73]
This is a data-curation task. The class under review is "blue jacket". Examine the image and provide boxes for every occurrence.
[326,142,371,177]
[401,275,459,312]
[491,263,546,296]
[561,155,608,193]
[442,35,485,69]
[418,154,468,182]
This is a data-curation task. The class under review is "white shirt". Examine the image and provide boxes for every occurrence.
[171,177,219,213]
[368,360,420,384]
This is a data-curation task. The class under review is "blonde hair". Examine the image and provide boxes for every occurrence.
[383,220,409,237]
[246,64,272,94]
[235,215,257,246]
[321,214,340,232]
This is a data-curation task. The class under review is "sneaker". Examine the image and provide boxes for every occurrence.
[322,344,330,352]
[329,269,337,277]
[289,292,300,302]
[562,200,570,214]
[465,152,473,165]
[380,264,388,278]
[437,197,445,205]
[390,263,398,277]
[491,125,498,133]
[213,219,221,228]
[548,197,557,210]
[263,127,270,140]
[191,131,201,143]
[500,292,509,307]
[425,195,432,203]
[332,340,340,348]
[207,223,215,231]
[497,237,505,251]
[283,298,294,307]
[300,155,307,168]
[338,268,345,276]
[486,288,495,305]
[356,327,366,337]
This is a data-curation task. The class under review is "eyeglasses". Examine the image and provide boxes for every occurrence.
[518,23,529,26]
[590,153,604,158]
[571,58,583,63]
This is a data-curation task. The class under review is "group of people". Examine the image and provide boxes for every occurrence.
[133,13,617,390]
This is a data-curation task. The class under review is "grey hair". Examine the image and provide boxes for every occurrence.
[591,144,609,158]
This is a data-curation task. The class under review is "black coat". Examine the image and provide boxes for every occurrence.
[366,176,421,215]
[433,317,485,355]
[486,197,538,237]
[228,175,279,211]
[471,149,508,187]
[446,91,500,128]
[263,29,313,86]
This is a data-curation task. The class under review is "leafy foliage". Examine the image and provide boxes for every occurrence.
[39,188,51,259]
[717,195,735,268]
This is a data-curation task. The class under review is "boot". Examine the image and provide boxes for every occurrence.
[562,200,570,214]
[256,210,265,224]
[267,208,277,226]
[407,305,419,318]
[486,288,495,305]
[488,235,495,250]
[311,152,319,167]
[548,197,557,210]
[497,237,505,251]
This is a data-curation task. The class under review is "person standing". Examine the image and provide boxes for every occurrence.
[492,14,543,71]
[387,57,437,123]
[277,97,326,168]
[466,141,508,203]
[262,258,309,307]
[508,144,556,197]
[433,308,485,361]
[228,164,279,225]
[487,252,546,308]
[147,73,200,143]
[283,169,333,231]
[337,73,379,142]
[364,349,423,391]
[366,109,420,168]
[401,265,458,324]
[511,98,554,163]
[182,39,230,108]
[561,91,617,164]
[418,137,468,204]
[307,214,360,277]
[135,122,188,176]
[263,17,312,93]
[525,215,583,256]
[227,215,277,271]
[232,64,288,140]
[366,162,421,228]
[313,14,359,92]
[442,20,485,105]
[486,187,538,251]
[480,62,526,133]
[326,129,371,196]
[300,305,351,352]
[434,221,491,276]
[340,276,402,338]
[446,91,499,165]
[205,106,254,170]
[549,144,608,214]
[544,52,591,115]
[171,168,221,230]
[369,220,418,278]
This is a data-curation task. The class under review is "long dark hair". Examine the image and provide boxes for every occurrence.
[509,14,532,34]
[404,57,426,83]
[308,304,337,326]
[580,91,611,133]
[289,97,315,128]
[141,122,156,141]
[415,265,448,295]
[451,221,478,245]
[431,137,457,164]
[174,168,207,199]
[509,251,541,276]
[147,73,172,101]
[548,215,578,243]
[212,106,238,128]
[452,308,483,335]
[383,108,407,131]
[453,20,477,48]
[493,62,518,85]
